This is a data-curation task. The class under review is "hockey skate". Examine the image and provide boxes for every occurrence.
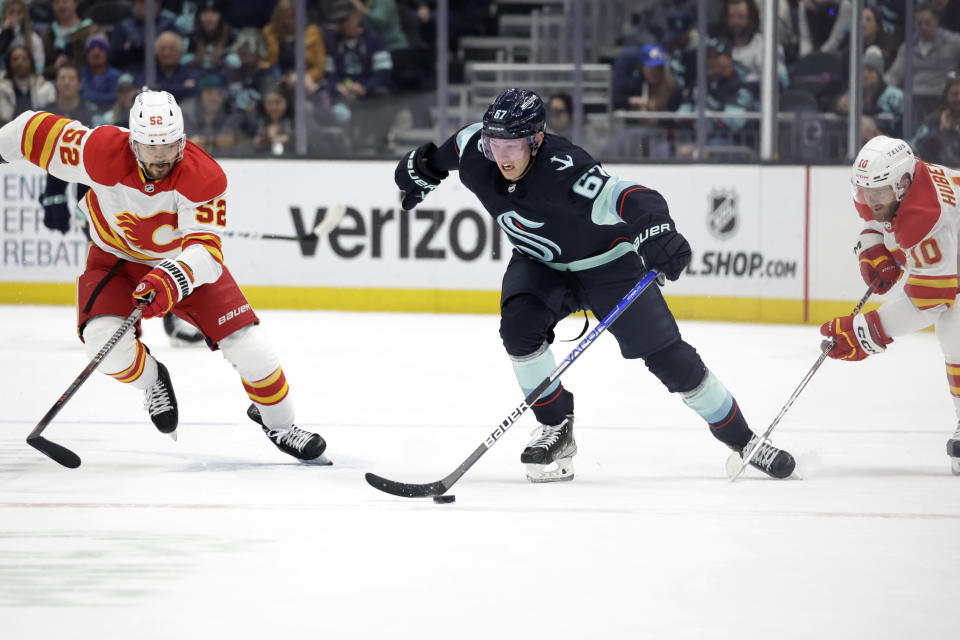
[948,423,960,476]
[521,415,577,483]
[246,404,329,463]
[144,361,178,437]
[735,435,795,479]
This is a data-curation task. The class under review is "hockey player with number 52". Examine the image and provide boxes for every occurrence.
[0,90,327,462]
[821,135,960,474]
[395,88,797,482]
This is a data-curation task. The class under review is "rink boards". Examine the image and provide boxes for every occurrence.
[0,160,875,323]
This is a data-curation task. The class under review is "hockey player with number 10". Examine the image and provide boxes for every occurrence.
[821,135,960,474]
[395,88,796,481]
[0,90,326,462]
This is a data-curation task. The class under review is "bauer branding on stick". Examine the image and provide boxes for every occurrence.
[433,495,456,504]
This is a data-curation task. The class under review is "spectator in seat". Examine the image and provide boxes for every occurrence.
[676,38,758,153]
[722,0,789,89]
[79,33,122,111]
[613,44,683,112]
[262,0,325,94]
[324,0,393,150]
[223,27,281,128]
[251,84,295,155]
[40,0,97,79]
[546,92,573,139]
[0,0,44,75]
[110,0,181,74]
[45,62,97,124]
[835,46,903,137]
[0,45,55,123]
[183,72,247,154]
[912,74,960,167]
[185,0,238,72]
[94,71,139,126]
[149,30,200,102]
[885,2,960,131]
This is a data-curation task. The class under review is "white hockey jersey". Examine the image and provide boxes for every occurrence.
[0,110,226,272]
[855,159,960,335]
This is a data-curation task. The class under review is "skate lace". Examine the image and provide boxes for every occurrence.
[528,424,563,450]
[748,438,778,469]
[143,379,174,417]
[270,426,313,451]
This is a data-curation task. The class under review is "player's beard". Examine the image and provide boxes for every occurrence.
[144,161,174,181]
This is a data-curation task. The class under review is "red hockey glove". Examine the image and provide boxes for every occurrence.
[857,234,901,294]
[819,310,892,361]
[133,259,195,319]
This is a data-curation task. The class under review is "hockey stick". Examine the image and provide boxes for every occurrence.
[365,268,664,498]
[726,283,876,481]
[26,303,147,468]
[221,204,347,241]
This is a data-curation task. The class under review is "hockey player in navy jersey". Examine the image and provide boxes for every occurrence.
[395,88,796,482]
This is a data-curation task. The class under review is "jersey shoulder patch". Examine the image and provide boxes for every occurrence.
[172,141,227,203]
[84,126,137,186]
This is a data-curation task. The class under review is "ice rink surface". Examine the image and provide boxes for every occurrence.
[0,304,957,639]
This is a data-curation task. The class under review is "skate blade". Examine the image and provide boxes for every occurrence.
[298,454,333,466]
[167,429,178,442]
[951,458,960,476]
[525,459,574,483]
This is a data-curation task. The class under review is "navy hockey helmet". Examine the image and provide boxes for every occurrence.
[481,88,546,162]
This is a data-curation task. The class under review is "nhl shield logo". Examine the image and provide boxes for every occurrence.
[707,188,738,239]
[145,183,155,193]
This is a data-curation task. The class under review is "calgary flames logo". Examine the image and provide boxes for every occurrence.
[115,210,180,253]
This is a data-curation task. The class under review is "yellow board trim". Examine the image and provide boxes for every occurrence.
[0,282,892,325]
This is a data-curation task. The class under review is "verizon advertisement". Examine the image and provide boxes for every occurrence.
[0,160,858,309]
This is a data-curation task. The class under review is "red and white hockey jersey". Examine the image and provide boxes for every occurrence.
[855,159,960,335]
[0,110,226,275]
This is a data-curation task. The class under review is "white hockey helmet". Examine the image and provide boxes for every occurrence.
[851,135,916,205]
[128,90,186,168]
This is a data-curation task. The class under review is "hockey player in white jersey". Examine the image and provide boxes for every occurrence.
[821,135,960,474]
[0,90,326,462]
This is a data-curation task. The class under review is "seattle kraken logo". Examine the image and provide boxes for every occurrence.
[496,211,561,261]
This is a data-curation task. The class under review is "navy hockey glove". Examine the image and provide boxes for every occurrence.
[395,142,448,210]
[636,222,691,281]
[41,193,71,234]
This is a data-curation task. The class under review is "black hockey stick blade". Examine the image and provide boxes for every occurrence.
[364,472,448,498]
[27,436,81,469]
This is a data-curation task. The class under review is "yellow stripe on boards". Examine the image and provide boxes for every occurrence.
[0,283,914,327]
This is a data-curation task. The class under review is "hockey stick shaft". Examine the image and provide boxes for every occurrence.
[728,283,876,481]
[26,303,147,468]
[222,204,347,241]
[365,268,663,498]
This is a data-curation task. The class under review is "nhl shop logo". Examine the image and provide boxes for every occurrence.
[707,188,738,239]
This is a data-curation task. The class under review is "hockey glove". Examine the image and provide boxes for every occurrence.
[133,259,196,319]
[819,310,892,361]
[857,233,901,294]
[395,142,448,210]
[41,193,70,234]
[636,222,691,281]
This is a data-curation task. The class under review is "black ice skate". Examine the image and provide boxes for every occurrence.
[736,435,795,479]
[947,423,960,476]
[246,404,328,462]
[144,361,178,437]
[521,415,577,483]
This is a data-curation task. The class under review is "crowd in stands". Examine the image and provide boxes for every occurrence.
[0,0,450,156]
[4,0,960,165]
[609,0,960,163]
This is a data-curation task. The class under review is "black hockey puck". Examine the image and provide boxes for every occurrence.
[432,494,456,504]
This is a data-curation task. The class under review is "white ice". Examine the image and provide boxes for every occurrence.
[0,304,957,639]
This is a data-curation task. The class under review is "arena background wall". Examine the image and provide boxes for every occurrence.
[0,161,886,324]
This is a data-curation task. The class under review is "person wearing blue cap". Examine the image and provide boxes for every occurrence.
[612,43,682,113]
